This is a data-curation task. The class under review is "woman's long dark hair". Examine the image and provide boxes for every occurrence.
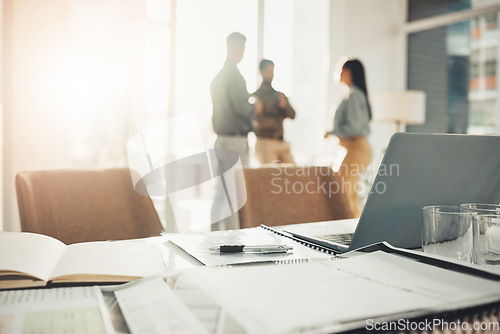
[342,59,372,120]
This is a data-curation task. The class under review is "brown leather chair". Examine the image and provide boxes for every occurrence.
[15,168,163,244]
[238,166,354,228]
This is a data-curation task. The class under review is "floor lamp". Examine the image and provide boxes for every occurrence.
[373,91,426,132]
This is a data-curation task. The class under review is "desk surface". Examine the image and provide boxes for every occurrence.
[114,227,500,334]
[3,218,500,334]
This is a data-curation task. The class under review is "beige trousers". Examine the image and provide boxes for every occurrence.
[338,136,373,217]
[211,135,248,231]
[255,137,295,165]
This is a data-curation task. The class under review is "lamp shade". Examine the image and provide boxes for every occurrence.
[373,90,426,124]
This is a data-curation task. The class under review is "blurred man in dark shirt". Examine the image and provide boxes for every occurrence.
[210,32,258,166]
[253,59,295,164]
[210,32,259,230]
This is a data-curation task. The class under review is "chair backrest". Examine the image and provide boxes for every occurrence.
[15,168,163,244]
[239,166,354,228]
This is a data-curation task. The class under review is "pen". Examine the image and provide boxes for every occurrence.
[209,245,293,254]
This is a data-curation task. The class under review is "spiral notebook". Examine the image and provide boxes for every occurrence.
[167,223,500,282]
[259,224,348,254]
[164,226,335,267]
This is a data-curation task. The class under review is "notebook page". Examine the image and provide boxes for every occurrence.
[0,232,66,282]
[49,240,167,280]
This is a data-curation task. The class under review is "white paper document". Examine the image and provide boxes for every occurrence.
[0,286,113,334]
[109,273,247,334]
[165,227,332,266]
[114,277,208,334]
[98,249,500,334]
[179,251,500,333]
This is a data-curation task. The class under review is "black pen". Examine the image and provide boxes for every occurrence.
[209,245,293,254]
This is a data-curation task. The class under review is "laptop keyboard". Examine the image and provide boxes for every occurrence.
[318,233,354,246]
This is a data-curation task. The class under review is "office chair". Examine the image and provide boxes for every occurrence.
[238,166,354,228]
[15,168,163,244]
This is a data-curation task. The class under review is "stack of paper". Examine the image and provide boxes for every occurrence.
[108,251,500,333]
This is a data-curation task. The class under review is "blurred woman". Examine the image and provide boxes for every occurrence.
[324,59,372,217]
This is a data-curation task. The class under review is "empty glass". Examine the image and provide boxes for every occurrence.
[421,205,474,262]
[472,215,500,268]
[460,203,500,216]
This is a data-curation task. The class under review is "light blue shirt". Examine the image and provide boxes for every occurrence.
[329,85,370,138]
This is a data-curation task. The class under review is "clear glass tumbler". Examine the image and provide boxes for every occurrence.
[460,203,500,216]
[421,205,474,262]
[472,215,500,268]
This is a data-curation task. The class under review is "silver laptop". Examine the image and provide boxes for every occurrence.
[284,133,500,252]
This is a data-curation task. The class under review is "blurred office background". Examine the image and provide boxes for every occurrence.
[1,0,499,232]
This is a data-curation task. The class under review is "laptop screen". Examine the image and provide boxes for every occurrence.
[349,133,500,250]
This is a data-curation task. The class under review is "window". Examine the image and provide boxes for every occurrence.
[486,12,498,30]
[485,58,497,76]
[150,0,332,231]
[472,17,482,39]
[407,1,500,135]
[408,0,471,22]
[470,51,480,91]
[485,58,497,90]
[407,22,470,134]
[262,0,330,158]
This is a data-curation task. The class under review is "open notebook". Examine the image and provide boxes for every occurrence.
[0,232,167,289]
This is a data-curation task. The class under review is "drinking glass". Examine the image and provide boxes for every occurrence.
[460,203,500,215]
[472,215,500,268]
[421,205,474,262]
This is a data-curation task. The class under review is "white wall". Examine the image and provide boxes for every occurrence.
[330,0,407,157]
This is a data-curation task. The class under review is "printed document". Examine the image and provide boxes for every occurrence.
[0,286,113,334]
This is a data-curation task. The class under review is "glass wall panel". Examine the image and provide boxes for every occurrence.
[407,12,500,135]
[408,0,471,22]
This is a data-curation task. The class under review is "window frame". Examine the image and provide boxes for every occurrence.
[404,1,500,134]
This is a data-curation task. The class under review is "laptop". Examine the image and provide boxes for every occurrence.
[283,133,500,252]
